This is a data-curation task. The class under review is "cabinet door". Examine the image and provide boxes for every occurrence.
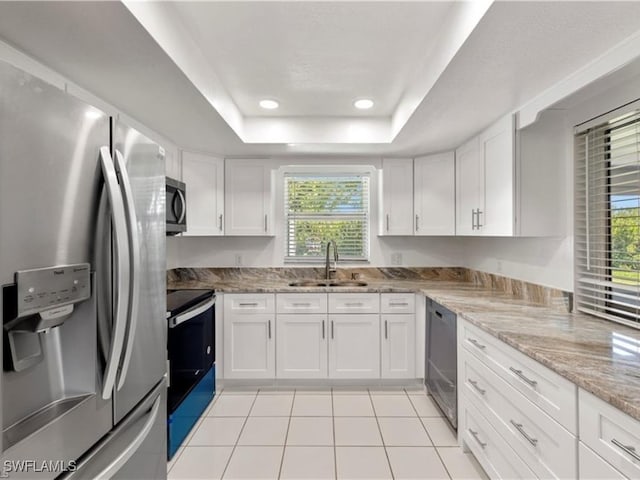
[455,137,481,236]
[328,314,380,379]
[225,159,273,235]
[276,314,328,379]
[224,313,275,379]
[381,314,415,379]
[480,114,515,236]
[414,152,455,236]
[182,152,224,236]
[165,148,181,180]
[380,158,414,235]
[579,443,626,480]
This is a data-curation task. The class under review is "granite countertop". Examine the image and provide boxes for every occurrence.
[168,269,640,422]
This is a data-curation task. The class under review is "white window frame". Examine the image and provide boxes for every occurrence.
[281,165,374,264]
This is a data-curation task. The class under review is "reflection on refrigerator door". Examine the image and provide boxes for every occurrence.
[0,58,166,479]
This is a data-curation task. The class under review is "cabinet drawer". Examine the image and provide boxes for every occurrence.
[462,397,537,480]
[579,389,640,479]
[579,442,627,480]
[380,293,415,314]
[462,351,577,479]
[277,293,327,314]
[225,294,275,314]
[461,320,577,434]
[328,293,379,314]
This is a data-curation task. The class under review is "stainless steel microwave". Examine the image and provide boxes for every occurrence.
[166,177,186,235]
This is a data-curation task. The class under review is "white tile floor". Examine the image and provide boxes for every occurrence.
[168,387,488,480]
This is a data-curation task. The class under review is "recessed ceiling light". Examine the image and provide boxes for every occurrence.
[354,99,374,110]
[259,99,279,110]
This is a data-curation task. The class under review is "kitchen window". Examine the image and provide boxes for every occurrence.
[284,170,370,262]
[575,103,640,328]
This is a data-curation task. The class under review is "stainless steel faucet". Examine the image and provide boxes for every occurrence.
[325,240,339,280]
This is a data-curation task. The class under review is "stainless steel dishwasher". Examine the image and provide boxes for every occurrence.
[425,299,457,429]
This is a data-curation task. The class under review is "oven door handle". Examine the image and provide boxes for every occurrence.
[169,295,215,328]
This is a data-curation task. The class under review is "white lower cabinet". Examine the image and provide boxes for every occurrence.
[224,294,275,379]
[579,389,640,479]
[579,442,626,480]
[329,314,380,379]
[381,314,415,379]
[276,314,328,379]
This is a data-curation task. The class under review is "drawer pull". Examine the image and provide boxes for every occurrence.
[292,302,312,307]
[322,320,325,340]
[469,429,487,449]
[509,367,538,387]
[510,420,538,447]
[344,302,364,307]
[268,320,272,339]
[468,379,486,395]
[238,302,259,307]
[469,338,486,350]
[389,302,409,306]
[611,438,640,462]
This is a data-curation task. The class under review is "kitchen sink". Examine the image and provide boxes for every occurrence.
[288,280,368,287]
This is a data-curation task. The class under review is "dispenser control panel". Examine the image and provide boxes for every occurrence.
[15,263,91,318]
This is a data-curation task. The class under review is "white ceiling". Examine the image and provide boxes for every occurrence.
[171,1,454,118]
[0,1,639,156]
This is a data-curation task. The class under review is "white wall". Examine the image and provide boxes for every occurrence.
[169,156,465,268]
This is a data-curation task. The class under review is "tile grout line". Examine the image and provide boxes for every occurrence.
[369,389,395,480]
[332,388,338,480]
[277,389,296,480]
[219,390,259,480]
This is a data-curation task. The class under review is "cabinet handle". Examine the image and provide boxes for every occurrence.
[471,209,476,230]
[331,320,334,339]
[435,311,443,318]
[509,367,538,388]
[345,302,363,307]
[468,338,486,350]
[384,320,388,339]
[264,214,268,232]
[386,214,390,232]
[389,302,408,307]
[476,209,483,228]
[510,420,538,447]
[611,438,640,462]
[322,320,325,339]
[219,214,223,231]
[268,319,271,339]
[468,379,486,395]
[415,214,419,232]
[239,302,259,307]
[292,302,312,307]
[469,429,487,449]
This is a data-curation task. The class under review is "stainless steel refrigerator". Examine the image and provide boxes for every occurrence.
[0,59,167,478]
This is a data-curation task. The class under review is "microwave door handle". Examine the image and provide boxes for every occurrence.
[169,295,215,328]
[114,150,141,391]
[99,146,131,400]
[176,189,186,224]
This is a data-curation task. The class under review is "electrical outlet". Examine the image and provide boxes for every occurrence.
[391,253,402,265]
[235,254,243,266]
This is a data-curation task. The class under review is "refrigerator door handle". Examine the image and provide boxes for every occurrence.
[95,395,161,479]
[100,146,131,400]
[114,150,141,391]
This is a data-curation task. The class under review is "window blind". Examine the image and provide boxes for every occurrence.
[284,173,370,262]
[575,108,640,328]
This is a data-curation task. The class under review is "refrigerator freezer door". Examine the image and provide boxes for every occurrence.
[59,380,167,480]
[112,121,166,424]
[0,59,112,476]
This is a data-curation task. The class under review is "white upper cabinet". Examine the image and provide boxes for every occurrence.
[456,114,515,236]
[165,148,181,180]
[225,159,274,236]
[182,151,224,236]
[414,152,455,236]
[379,158,414,235]
[455,137,481,235]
